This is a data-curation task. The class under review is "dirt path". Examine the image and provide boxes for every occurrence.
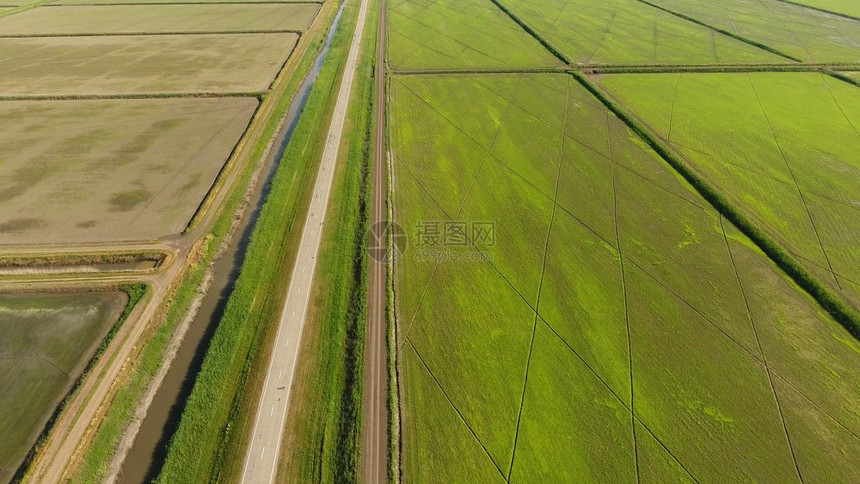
[239,0,372,481]
[362,0,389,482]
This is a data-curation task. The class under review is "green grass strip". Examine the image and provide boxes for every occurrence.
[634,0,803,62]
[157,0,369,481]
[574,71,860,341]
[15,283,149,482]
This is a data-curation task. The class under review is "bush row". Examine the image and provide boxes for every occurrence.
[574,72,860,340]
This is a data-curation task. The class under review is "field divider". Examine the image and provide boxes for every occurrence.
[634,0,803,62]
[0,91,266,102]
[487,0,573,65]
[45,1,324,6]
[388,64,860,76]
[0,29,302,38]
[771,0,860,21]
[573,71,860,340]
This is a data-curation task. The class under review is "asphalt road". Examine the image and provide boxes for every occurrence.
[240,0,372,481]
[362,0,389,482]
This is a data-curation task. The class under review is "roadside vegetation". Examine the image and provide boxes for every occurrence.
[65,5,340,482]
[157,0,373,481]
[277,1,378,479]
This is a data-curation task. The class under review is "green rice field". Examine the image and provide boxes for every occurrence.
[790,0,860,18]
[387,0,562,69]
[658,0,860,62]
[0,33,298,96]
[594,72,860,310]
[391,73,860,482]
[0,291,127,483]
[0,3,320,34]
[497,0,787,64]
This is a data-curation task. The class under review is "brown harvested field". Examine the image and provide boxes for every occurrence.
[0,33,298,96]
[0,291,127,483]
[0,3,321,35]
[0,97,258,245]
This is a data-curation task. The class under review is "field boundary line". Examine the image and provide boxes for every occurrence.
[0,29,302,38]
[574,72,860,341]
[46,1,324,6]
[0,91,265,102]
[772,0,860,21]
[537,316,699,482]
[719,215,804,483]
[607,109,640,484]
[634,0,802,62]
[506,79,568,482]
[388,64,860,76]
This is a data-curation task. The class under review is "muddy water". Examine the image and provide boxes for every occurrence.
[119,4,347,482]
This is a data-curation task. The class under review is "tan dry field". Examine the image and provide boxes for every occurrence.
[51,0,316,3]
[0,3,321,34]
[0,97,258,245]
[0,33,298,96]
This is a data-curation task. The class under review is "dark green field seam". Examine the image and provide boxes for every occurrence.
[0,29,302,37]
[772,0,860,21]
[633,0,803,63]
[574,72,860,341]
[486,0,571,65]
[0,91,265,101]
[388,63,860,76]
[488,0,801,65]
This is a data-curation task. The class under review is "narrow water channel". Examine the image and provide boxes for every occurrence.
[119,4,347,482]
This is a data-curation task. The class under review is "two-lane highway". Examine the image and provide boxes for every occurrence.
[241,0,372,481]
